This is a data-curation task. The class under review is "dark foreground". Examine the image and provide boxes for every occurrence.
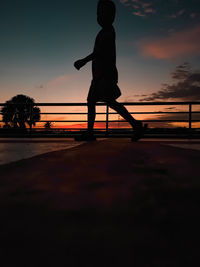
[0,139,200,267]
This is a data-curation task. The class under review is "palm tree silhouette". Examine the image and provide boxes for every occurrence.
[1,94,40,129]
[44,121,53,130]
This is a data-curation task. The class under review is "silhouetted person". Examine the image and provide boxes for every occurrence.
[74,0,145,141]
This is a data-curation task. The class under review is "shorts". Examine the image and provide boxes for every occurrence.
[87,78,121,103]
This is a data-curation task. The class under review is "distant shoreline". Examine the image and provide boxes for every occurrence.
[0,139,84,166]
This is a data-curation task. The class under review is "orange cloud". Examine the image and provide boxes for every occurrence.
[46,74,70,89]
[141,25,200,59]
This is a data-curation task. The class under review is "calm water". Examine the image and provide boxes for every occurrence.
[0,138,84,165]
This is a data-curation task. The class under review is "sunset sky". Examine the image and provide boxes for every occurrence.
[1,0,200,128]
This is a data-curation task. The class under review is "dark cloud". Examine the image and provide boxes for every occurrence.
[116,116,187,128]
[165,107,177,110]
[120,0,200,21]
[36,85,44,89]
[171,62,191,80]
[120,0,156,17]
[190,13,197,19]
[142,110,200,128]
[155,113,200,127]
[140,63,200,101]
[171,9,185,18]
[134,94,147,97]
[133,10,146,17]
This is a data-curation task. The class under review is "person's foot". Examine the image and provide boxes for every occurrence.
[131,122,148,142]
[74,131,96,141]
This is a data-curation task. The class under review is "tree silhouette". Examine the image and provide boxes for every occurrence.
[44,121,53,129]
[1,94,41,129]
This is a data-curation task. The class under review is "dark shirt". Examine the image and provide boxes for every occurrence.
[92,25,118,83]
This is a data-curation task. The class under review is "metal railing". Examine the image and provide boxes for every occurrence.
[0,101,200,137]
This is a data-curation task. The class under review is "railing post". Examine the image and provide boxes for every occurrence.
[106,104,109,136]
[30,104,33,136]
[189,104,192,130]
[188,104,192,138]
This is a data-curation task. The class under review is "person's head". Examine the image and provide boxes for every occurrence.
[97,0,116,27]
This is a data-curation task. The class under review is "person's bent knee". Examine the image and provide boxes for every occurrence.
[107,99,121,109]
[87,100,96,108]
[87,98,96,111]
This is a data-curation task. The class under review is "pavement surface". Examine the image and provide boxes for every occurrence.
[0,139,200,267]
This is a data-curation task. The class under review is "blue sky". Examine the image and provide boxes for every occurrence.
[1,0,200,104]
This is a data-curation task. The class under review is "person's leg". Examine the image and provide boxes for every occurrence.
[74,100,96,141]
[107,99,140,128]
[87,100,96,133]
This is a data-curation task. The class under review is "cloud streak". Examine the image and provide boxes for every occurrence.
[120,0,156,17]
[120,0,200,21]
[46,74,70,89]
[141,25,200,59]
[140,63,200,101]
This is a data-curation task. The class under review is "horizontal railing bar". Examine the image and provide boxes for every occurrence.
[28,128,200,131]
[2,128,200,131]
[37,113,105,115]
[1,120,199,123]
[121,102,200,106]
[39,113,88,115]
[1,111,200,115]
[115,120,200,123]
[108,112,200,114]
[1,102,200,106]
[23,111,200,115]
[132,111,200,114]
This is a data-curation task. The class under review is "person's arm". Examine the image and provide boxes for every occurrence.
[74,30,114,70]
[74,52,96,70]
[83,52,95,63]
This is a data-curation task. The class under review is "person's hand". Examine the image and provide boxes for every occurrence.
[74,59,86,70]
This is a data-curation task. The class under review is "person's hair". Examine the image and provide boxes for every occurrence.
[97,0,116,24]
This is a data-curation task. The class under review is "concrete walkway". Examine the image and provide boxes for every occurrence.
[0,139,200,267]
